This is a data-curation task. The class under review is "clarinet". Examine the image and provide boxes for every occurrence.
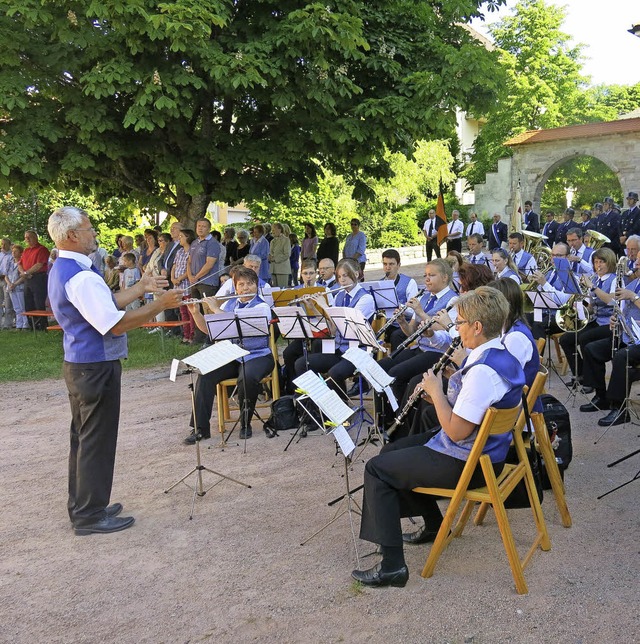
[387,337,462,437]
[390,298,458,359]
[375,288,426,339]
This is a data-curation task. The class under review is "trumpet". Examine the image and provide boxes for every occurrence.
[390,299,458,359]
[375,288,426,339]
[387,337,462,437]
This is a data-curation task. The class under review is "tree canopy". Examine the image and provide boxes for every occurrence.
[0,0,505,226]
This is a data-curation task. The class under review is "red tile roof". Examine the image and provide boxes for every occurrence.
[504,118,640,146]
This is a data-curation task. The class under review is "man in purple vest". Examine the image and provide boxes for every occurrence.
[47,207,182,536]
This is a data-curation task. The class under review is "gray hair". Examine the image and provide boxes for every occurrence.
[626,234,640,246]
[47,207,88,244]
[236,228,249,241]
[244,253,262,265]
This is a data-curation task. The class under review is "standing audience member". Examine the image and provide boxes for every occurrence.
[487,214,508,251]
[121,253,142,310]
[269,222,292,288]
[223,227,238,267]
[46,206,182,536]
[112,234,124,258]
[523,201,540,233]
[343,218,367,280]
[249,224,271,283]
[20,229,50,329]
[445,210,463,254]
[289,233,301,286]
[89,240,108,276]
[171,228,196,345]
[423,209,440,261]
[234,228,251,265]
[301,223,319,265]
[0,237,14,329]
[465,213,484,240]
[5,244,28,330]
[138,229,159,273]
[103,256,120,292]
[317,222,340,267]
[188,218,222,343]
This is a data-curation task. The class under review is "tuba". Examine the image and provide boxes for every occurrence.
[520,231,553,291]
[584,229,611,249]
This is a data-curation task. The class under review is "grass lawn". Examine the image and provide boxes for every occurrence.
[0,327,196,382]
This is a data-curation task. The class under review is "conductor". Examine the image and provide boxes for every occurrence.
[47,207,183,535]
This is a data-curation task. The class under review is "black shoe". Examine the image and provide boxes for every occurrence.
[347,381,370,397]
[263,425,277,439]
[580,397,608,412]
[402,525,439,545]
[580,386,594,394]
[598,409,630,427]
[239,427,252,439]
[74,515,135,536]
[351,563,409,588]
[106,503,123,518]
[183,430,211,445]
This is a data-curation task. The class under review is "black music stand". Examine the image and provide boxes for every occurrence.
[205,309,271,452]
[164,342,252,518]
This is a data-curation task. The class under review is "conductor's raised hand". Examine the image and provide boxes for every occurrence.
[159,289,184,309]
[140,273,170,293]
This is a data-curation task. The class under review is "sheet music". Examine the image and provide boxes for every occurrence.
[325,306,382,350]
[273,306,314,338]
[630,318,640,343]
[331,425,355,457]
[181,340,248,374]
[293,371,355,425]
[205,309,270,341]
[368,281,400,311]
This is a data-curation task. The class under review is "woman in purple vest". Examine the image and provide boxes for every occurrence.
[184,266,275,442]
[351,287,525,588]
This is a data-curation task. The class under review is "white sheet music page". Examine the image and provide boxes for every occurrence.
[292,371,355,425]
[331,425,356,457]
[181,340,248,374]
[342,347,399,410]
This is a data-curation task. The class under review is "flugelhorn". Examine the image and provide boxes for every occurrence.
[387,337,462,437]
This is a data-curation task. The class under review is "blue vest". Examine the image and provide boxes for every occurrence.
[335,287,373,352]
[427,347,525,463]
[48,258,128,363]
[594,274,615,325]
[509,320,543,413]
[622,278,640,345]
[501,268,520,282]
[571,246,594,275]
[516,251,533,271]
[380,273,413,321]
[417,289,458,352]
[220,295,271,361]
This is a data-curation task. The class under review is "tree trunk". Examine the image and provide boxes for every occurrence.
[171,190,211,229]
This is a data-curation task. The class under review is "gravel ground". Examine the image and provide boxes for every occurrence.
[1,259,638,644]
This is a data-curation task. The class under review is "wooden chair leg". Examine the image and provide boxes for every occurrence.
[473,502,490,526]
[452,500,476,537]
[216,385,226,438]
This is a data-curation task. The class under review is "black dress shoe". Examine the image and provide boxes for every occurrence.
[106,503,123,518]
[74,515,135,536]
[347,381,370,397]
[239,427,252,439]
[579,397,608,413]
[183,431,211,445]
[351,563,409,588]
[402,525,439,545]
[598,409,630,427]
[580,386,594,394]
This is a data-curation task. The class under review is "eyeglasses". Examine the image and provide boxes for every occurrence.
[74,227,96,233]
[454,319,470,327]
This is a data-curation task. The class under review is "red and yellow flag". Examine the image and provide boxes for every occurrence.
[435,189,448,246]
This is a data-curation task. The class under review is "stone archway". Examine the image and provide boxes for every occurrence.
[505,117,640,215]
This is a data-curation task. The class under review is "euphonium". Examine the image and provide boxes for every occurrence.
[555,275,591,332]
[584,229,611,250]
[519,231,553,290]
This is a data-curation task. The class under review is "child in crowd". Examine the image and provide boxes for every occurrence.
[104,255,120,292]
[5,244,28,330]
[122,252,142,310]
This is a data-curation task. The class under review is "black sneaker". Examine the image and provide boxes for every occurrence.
[239,427,252,439]
[346,381,370,397]
[183,431,210,445]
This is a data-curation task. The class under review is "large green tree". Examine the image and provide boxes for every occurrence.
[464,0,588,186]
[0,0,504,227]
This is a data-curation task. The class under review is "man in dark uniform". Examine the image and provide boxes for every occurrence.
[580,209,597,233]
[523,200,540,233]
[541,211,559,247]
[488,213,508,250]
[619,191,640,248]
[598,196,622,255]
[555,208,576,245]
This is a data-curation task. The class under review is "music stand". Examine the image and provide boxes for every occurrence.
[342,346,398,457]
[324,306,384,440]
[367,281,400,316]
[528,289,564,375]
[294,371,363,565]
[164,342,252,518]
[205,309,271,451]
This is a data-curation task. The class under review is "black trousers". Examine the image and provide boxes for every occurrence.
[359,432,500,547]
[191,283,218,343]
[559,322,612,378]
[282,338,322,394]
[582,336,614,397]
[191,354,275,434]
[64,360,122,525]
[294,350,355,396]
[585,343,640,405]
[425,238,441,262]
[446,239,462,254]
[24,272,48,329]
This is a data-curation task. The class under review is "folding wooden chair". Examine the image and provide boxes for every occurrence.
[215,325,281,440]
[536,337,546,357]
[412,402,551,594]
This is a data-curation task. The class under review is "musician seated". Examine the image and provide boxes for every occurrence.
[183,267,275,442]
[581,255,640,424]
[559,247,617,389]
[445,250,465,293]
[293,258,375,409]
[491,249,521,284]
[377,248,419,352]
[508,232,538,276]
[467,233,491,267]
[351,287,525,588]
[316,258,336,289]
[565,227,595,275]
